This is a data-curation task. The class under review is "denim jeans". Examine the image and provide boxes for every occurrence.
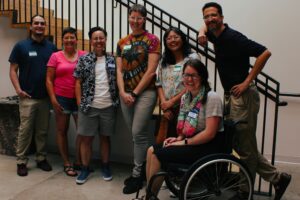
[120,90,157,177]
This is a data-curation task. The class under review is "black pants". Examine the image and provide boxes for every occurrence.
[153,131,225,166]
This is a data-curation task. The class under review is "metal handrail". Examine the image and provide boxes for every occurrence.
[280,93,300,97]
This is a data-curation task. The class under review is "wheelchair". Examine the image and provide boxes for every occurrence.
[145,120,253,200]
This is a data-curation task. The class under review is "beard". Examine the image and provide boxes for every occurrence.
[207,21,221,33]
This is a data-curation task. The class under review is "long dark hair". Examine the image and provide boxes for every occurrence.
[183,59,211,104]
[161,27,191,67]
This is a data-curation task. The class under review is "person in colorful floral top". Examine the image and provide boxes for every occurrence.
[155,27,200,143]
[116,4,161,194]
[73,27,119,184]
[146,59,224,199]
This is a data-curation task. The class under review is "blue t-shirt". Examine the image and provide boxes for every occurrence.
[9,38,57,99]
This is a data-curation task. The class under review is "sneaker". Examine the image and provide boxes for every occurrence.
[124,175,135,185]
[36,159,52,171]
[274,172,292,200]
[124,163,146,185]
[17,163,28,176]
[123,176,143,194]
[76,166,90,185]
[101,163,112,181]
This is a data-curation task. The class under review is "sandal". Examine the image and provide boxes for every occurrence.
[64,165,78,177]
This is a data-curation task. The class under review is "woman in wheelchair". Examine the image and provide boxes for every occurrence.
[146,58,224,199]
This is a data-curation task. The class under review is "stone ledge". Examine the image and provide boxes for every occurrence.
[0,96,19,156]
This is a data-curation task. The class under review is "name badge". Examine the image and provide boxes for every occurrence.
[173,65,181,72]
[108,64,115,68]
[188,111,197,119]
[124,45,132,50]
[29,51,37,56]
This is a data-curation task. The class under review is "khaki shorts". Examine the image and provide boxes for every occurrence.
[77,106,116,136]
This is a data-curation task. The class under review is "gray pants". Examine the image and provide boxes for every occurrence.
[120,90,157,177]
[224,84,280,184]
[16,97,50,164]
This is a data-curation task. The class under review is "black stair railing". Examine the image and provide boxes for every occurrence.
[1,0,299,196]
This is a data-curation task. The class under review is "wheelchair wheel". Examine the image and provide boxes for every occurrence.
[179,154,253,200]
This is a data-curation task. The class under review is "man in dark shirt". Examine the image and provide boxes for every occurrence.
[198,2,291,200]
[9,14,56,176]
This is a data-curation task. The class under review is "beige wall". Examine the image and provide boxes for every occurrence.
[0,17,27,97]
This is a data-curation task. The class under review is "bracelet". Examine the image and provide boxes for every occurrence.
[130,91,138,98]
[184,138,188,145]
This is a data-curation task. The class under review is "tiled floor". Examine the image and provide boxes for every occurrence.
[0,153,299,200]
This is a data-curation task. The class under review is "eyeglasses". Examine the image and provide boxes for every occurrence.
[203,13,219,20]
[182,73,200,80]
[129,16,144,22]
[166,36,181,42]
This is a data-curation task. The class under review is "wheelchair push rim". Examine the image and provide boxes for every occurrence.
[180,154,253,200]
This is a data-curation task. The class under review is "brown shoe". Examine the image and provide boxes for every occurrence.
[37,159,52,171]
[17,163,28,176]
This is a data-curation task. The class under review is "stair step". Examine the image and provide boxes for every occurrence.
[1,0,91,51]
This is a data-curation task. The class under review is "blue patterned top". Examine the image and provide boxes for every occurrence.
[74,52,119,113]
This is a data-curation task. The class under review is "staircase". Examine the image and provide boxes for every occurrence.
[0,0,89,50]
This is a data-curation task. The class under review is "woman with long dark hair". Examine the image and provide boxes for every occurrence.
[156,27,200,142]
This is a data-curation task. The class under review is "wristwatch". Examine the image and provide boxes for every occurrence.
[130,91,138,98]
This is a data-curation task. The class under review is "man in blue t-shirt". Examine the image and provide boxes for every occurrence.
[9,14,56,176]
[198,2,291,200]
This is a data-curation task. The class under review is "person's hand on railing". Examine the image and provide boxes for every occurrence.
[198,25,208,47]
